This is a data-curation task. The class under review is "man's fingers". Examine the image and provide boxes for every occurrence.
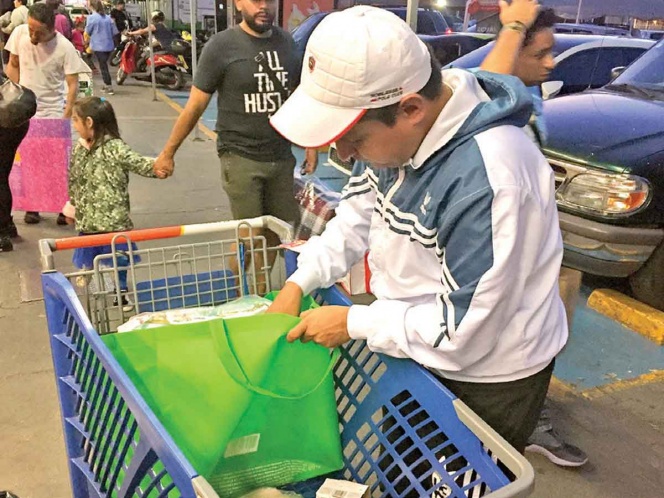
[287,321,307,343]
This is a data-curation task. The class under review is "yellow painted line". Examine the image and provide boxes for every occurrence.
[588,289,664,345]
[548,376,577,398]
[155,90,217,140]
[579,370,664,400]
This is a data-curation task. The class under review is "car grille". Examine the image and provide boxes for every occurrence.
[547,157,590,191]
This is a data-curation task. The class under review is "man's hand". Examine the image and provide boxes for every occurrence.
[287,306,351,348]
[499,0,540,28]
[302,147,319,175]
[266,281,303,316]
[154,151,175,178]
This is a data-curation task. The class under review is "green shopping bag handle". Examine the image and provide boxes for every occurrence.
[216,319,340,400]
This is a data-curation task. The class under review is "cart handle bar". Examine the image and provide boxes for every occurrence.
[39,216,294,272]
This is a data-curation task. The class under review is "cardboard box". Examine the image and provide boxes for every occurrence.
[338,252,372,295]
[316,479,370,498]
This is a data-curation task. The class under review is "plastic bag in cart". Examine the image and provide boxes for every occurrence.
[293,171,340,241]
[102,308,343,497]
[117,295,273,332]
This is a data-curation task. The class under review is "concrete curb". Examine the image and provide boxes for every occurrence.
[588,289,664,345]
[155,90,217,140]
[579,370,664,399]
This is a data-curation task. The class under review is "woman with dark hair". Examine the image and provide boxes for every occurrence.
[86,0,118,94]
[45,0,71,39]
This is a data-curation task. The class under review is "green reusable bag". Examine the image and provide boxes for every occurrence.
[102,305,343,497]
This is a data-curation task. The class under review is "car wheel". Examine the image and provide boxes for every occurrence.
[629,241,664,311]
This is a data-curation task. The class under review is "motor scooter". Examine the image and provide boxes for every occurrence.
[116,36,186,90]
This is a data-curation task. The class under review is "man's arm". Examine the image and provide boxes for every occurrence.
[64,73,79,118]
[269,163,376,317]
[153,86,212,178]
[480,0,540,74]
[6,53,19,83]
[128,25,152,37]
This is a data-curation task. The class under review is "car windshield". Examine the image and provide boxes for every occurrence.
[608,40,664,93]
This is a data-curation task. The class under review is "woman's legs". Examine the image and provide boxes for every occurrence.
[95,51,113,91]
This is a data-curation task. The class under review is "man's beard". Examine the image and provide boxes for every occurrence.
[243,11,274,33]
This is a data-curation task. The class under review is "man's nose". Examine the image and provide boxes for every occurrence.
[545,55,556,70]
[335,141,355,162]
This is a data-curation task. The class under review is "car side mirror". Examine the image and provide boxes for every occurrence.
[610,66,626,80]
[541,80,564,100]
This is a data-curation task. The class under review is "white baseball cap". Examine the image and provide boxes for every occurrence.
[270,6,432,148]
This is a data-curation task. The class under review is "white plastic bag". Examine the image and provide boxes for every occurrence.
[118,295,272,332]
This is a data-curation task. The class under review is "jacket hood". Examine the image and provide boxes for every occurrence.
[412,69,533,169]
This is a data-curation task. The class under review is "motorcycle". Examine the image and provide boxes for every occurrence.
[116,36,186,91]
[110,32,129,67]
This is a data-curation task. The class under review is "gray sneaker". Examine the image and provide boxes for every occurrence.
[526,401,588,467]
[526,428,589,467]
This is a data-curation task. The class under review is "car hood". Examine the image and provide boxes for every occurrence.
[543,90,664,172]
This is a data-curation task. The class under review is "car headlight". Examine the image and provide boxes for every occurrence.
[556,172,650,216]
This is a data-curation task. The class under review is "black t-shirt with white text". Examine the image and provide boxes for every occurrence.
[193,26,298,162]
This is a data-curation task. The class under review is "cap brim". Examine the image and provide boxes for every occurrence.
[270,87,366,149]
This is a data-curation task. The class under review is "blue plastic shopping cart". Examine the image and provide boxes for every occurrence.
[40,216,534,498]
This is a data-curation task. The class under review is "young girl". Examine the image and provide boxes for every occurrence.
[69,97,158,308]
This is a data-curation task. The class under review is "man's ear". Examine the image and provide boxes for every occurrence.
[398,94,428,125]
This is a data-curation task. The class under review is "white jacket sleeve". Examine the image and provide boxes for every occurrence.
[346,185,557,372]
[288,167,376,295]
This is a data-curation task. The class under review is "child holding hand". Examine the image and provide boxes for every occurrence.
[69,97,161,308]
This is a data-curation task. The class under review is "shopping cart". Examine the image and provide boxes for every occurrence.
[40,216,535,498]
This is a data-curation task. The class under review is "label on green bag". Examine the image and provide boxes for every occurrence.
[224,433,261,458]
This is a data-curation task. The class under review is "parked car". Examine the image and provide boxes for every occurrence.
[448,34,654,97]
[634,29,664,41]
[420,33,494,67]
[554,23,630,37]
[542,39,664,309]
[65,5,90,22]
[292,10,481,71]
[292,8,451,56]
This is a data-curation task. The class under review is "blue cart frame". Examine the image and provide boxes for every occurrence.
[40,216,534,498]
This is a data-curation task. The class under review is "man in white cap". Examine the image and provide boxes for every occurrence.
[268,4,567,454]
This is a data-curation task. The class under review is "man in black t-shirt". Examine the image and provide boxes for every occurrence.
[153,0,315,289]
[110,0,132,47]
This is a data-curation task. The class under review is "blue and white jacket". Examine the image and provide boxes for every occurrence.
[289,69,568,383]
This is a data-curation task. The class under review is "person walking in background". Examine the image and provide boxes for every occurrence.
[68,96,161,309]
[86,0,118,95]
[5,2,85,225]
[110,0,131,48]
[46,0,71,40]
[152,0,316,291]
[0,0,15,68]
[0,77,30,253]
[1,0,28,39]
